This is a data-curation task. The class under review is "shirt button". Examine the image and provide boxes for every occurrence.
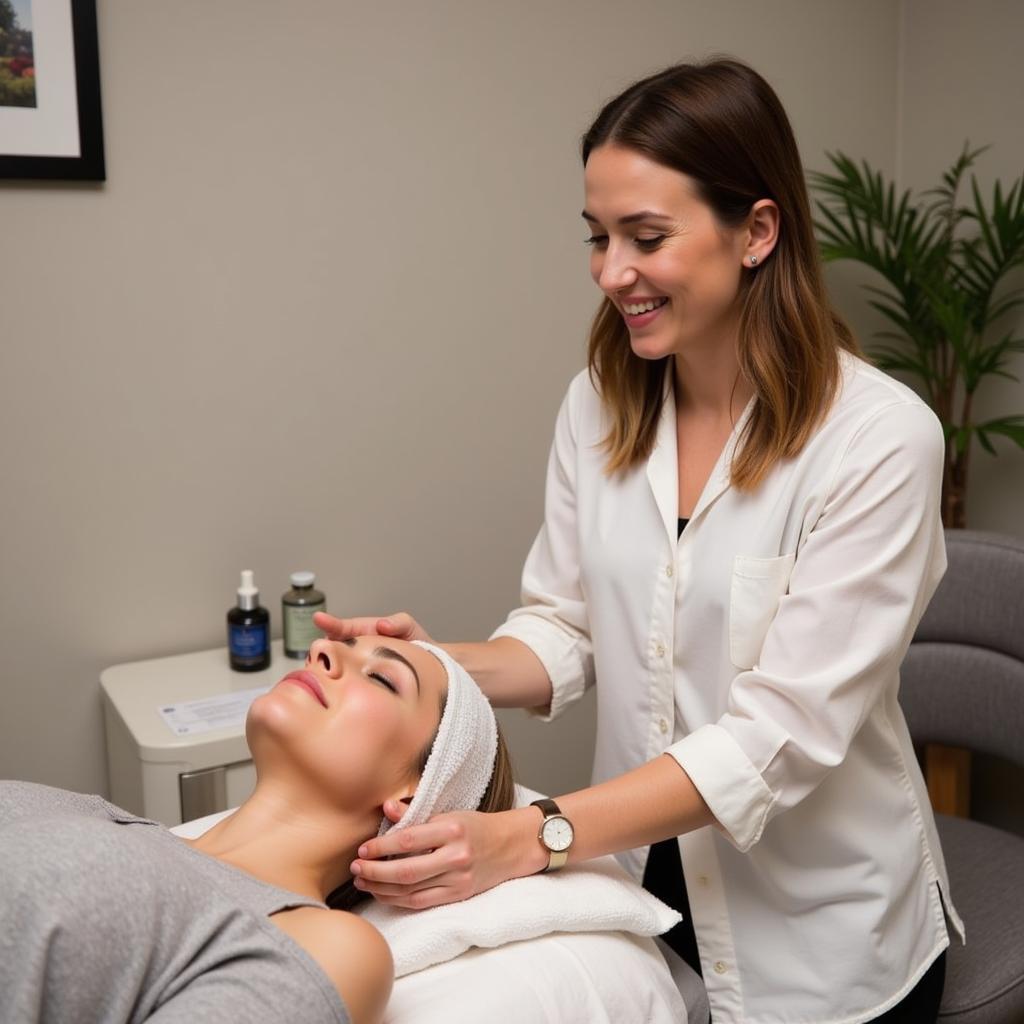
[659,717,669,734]
[665,564,674,578]
[655,644,666,658]
[714,961,728,975]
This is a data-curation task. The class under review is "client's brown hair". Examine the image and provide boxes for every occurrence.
[328,723,516,911]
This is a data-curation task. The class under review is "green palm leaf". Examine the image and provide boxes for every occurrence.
[809,143,1024,526]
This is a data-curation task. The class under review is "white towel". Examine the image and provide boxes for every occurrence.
[358,853,681,977]
[378,641,498,838]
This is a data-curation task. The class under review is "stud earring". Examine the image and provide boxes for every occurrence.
[748,255,758,266]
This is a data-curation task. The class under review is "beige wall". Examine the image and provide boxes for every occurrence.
[0,1,1018,801]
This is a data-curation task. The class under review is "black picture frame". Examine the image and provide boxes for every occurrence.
[0,0,105,181]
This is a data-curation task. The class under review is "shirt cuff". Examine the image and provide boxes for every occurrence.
[665,723,777,852]
[488,616,590,722]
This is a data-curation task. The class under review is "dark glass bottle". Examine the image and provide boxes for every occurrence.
[227,570,271,671]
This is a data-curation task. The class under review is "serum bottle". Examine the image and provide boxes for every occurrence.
[282,571,326,659]
[227,570,271,672]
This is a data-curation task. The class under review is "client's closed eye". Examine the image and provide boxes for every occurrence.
[369,672,398,694]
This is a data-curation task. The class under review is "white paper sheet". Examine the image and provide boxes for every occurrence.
[157,686,269,737]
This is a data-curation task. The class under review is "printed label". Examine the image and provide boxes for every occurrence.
[158,686,271,737]
[229,623,268,658]
[284,604,325,654]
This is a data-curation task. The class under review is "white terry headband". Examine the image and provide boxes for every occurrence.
[378,640,498,837]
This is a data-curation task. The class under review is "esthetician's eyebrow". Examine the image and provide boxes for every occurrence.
[581,209,674,224]
[372,646,421,695]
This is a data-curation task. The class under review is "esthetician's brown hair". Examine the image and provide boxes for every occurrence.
[581,56,861,489]
[328,723,515,911]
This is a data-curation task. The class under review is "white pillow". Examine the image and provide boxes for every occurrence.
[359,785,680,976]
[360,851,680,977]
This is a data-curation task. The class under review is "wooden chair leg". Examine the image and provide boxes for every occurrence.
[925,744,971,817]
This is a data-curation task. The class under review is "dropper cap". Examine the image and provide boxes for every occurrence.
[237,569,260,611]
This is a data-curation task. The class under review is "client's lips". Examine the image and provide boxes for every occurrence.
[282,671,328,708]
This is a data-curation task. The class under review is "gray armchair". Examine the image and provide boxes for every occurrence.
[899,529,1024,1023]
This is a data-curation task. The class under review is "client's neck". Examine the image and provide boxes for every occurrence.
[183,780,377,903]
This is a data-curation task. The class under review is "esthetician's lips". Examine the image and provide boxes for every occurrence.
[621,297,669,328]
[282,671,328,708]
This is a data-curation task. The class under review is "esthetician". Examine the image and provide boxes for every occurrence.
[317,58,961,1023]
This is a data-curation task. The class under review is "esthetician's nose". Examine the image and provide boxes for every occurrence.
[596,240,638,294]
[307,637,346,678]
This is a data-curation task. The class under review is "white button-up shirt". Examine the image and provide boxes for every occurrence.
[491,351,964,1023]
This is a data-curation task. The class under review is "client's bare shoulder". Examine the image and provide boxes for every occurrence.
[272,906,393,1024]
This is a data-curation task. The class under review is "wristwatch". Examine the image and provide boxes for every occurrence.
[530,797,575,872]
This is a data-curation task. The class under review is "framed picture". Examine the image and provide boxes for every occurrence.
[0,0,105,180]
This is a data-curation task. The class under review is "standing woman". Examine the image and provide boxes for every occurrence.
[320,57,961,1023]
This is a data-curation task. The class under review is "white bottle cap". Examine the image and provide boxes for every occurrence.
[237,570,259,610]
[290,571,316,587]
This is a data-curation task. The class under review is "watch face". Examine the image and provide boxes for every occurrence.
[542,815,574,852]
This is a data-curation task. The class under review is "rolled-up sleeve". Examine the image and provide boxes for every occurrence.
[490,376,595,721]
[667,401,947,851]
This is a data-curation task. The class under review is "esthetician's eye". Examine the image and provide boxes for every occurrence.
[369,672,398,694]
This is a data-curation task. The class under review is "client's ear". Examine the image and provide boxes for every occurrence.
[381,795,413,826]
[383,778,417,809]
[380,785,416,825]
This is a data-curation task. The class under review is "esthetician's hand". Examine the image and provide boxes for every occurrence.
[313,610,433,645]
[349,803,546,909]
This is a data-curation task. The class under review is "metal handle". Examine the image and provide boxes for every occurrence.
[179,765,229,821]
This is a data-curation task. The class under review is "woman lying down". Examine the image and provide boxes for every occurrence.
[0,637,515,1024]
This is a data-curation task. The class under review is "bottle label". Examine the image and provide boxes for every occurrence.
[229,623,268,658]
[284,603,325,655]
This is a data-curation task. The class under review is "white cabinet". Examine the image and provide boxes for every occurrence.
[101,641,293,825]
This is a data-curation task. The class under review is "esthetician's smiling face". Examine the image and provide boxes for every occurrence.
[583,144,748,360]
[246,637,446,816]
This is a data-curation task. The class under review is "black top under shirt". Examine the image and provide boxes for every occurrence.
[641,516,702,975]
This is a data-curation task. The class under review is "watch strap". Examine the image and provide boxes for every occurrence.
[545,847,570,871]
[531,797,562,818]
[530,797,572,873]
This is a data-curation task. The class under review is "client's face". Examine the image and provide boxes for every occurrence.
[246,636,447,818]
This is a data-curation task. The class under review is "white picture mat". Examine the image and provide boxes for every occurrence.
[0,0,80,157]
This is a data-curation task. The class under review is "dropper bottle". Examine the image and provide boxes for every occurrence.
[227,570,271,671]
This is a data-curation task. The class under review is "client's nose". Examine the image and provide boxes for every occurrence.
[307,637,343,677]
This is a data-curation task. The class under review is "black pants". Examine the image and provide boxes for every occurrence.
[642,838,947,1022]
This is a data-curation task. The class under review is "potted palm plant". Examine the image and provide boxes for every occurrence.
[809,144,1024,527]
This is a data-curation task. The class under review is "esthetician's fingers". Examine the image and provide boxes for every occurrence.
[351,810,523,909]
[374,612,434,643]
[312,611,433,644]
[355,818,459,866]
[351,847,450,895]
[312,613,386,640]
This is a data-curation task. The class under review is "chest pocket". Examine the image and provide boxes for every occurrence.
[729,552,796,670]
